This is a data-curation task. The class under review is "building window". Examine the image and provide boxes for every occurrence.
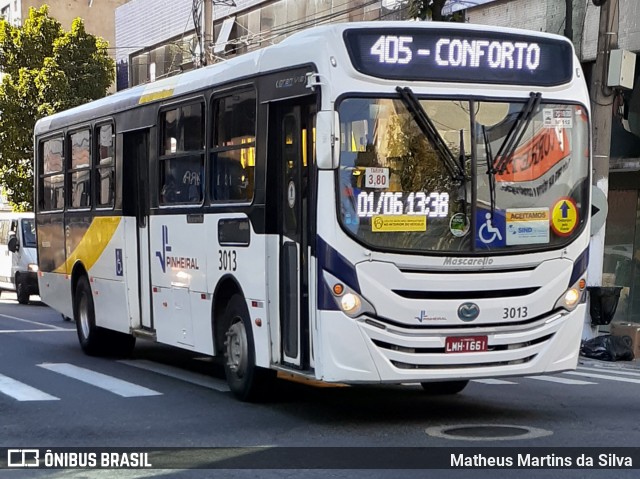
[159,102,205,205]
[211,89,256,202]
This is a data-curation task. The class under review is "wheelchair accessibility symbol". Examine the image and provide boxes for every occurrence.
[479,213,503,244]
[475,210,505,248]
[115,248,123,276]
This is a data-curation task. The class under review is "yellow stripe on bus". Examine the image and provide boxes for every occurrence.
[54,217,121,274]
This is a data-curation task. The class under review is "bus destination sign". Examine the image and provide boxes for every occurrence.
[343,28,574,86]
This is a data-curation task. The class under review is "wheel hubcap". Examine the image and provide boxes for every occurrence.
[225,319,248,378]
[79,294,90,339]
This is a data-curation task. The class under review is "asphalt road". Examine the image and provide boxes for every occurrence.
[1,292,640,479]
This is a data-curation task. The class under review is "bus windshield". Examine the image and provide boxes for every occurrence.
[337,96,590,254]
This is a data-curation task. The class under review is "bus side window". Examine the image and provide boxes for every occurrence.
[96,123,115,208]
[40,137,65,211]
[210,89,256,202]
[68,129,91,209]
[159,102,204,205]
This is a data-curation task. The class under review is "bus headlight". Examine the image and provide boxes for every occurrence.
[340,293,361,314]
[323,271,376,318]
[28,263,39,272]
[554,278,586,311]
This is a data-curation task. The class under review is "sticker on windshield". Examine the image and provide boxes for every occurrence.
[475,209,506,248]
[543,108,572,128]
[364,167,389,189]
[372,215,427,232]
[449,213,470,237]
[551,197,578,236]
[505,208,549,245]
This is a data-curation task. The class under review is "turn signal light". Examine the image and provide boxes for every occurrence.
[333,283,344,296]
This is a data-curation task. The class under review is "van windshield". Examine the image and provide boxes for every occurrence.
[21,219,37,248]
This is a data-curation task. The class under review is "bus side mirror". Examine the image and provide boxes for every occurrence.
[8,235,19,253]
[316,110,340,170]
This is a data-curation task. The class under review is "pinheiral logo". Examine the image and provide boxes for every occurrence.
[155,225,200,273]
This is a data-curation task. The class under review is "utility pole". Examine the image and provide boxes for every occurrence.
[587,0,619,337]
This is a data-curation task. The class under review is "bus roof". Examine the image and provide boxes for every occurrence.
[34,21,575,136]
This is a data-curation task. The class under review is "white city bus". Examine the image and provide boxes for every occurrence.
[34,21,591,401]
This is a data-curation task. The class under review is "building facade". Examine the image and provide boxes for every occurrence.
[1,0,129,88]
[115,0,407,91]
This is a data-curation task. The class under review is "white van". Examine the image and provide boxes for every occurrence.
[0,213,39,304]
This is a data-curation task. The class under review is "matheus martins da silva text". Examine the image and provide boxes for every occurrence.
[451,453,633,468]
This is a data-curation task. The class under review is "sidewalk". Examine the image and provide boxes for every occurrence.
[578,355,640,371]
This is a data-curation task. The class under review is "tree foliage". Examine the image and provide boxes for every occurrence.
[407,0,465,21]
[0,6,114,210]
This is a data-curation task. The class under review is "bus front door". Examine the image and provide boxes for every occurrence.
[275,101,315,369]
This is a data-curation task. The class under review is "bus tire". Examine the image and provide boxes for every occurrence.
[15,276,30,304]
[420,380,469,395]
[74,276,108,356]
[222,294,275,401]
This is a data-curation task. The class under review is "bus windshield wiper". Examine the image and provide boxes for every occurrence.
[395,86,466,182]
[483,92,541,223]
[490,92,542,175]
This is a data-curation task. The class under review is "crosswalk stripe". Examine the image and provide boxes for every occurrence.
[565,370,640,384]
[37,363,162,397]
[526,375,595,385]
[577,365,640,378]
[472,379,517,385]
[119,359,230,392]
[0,329,75,334]
[0,373,59,401]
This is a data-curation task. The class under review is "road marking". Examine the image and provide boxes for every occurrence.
[0,373,59,401]
[565,370,640,384]
[472,378,517,385]
[0,313,68,330]
[119,359,230,392]
[38,363,162,397]
[526,375,595,385]
[0,329,75,334]
[577,365,640,378]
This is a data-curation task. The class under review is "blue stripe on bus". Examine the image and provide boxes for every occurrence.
[316,236,360,311]
[569,246,589,286]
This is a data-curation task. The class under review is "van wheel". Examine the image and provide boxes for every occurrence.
[16,276,30,304]
[223,294,275,401]
[74,276,108,355]
[420,380,469,395]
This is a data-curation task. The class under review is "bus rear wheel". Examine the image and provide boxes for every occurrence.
[420,380,469,395]
[74,276,135,357]
[74,276,109,356]
[223,294,275,401]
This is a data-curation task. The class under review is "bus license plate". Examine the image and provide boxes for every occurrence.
[445,336,488,353]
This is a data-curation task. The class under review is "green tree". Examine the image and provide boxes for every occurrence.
[407,0,464,21]
[0,6,114,210]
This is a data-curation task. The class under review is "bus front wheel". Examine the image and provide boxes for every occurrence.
[420,380,469,395]
[222,294,275,401]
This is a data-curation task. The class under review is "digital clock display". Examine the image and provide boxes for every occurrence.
[356,191,450,218]
[343,28,573,86]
